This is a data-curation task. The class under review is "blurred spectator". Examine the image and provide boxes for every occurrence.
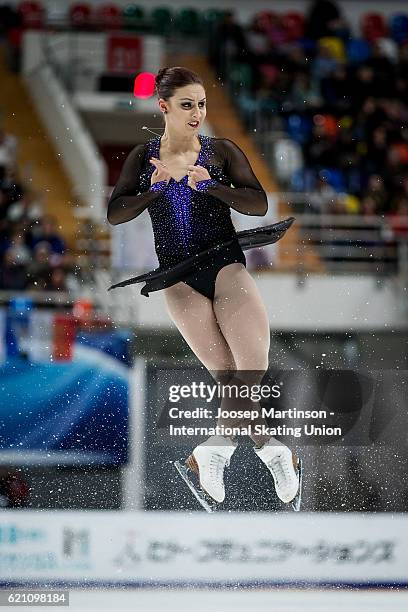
[0,125,77,294]
[330,197,347,215]
[320,65,352,111]
[305,124,338,167]
[360,195,379,217]
[210,11,250,81]
[362,175,388,213]
[397,42,408,101]
[356,97,387,139]
[306,0,347,40]
[7,189,43,224]
[0,469,29,508]
[341,193,361,214]
[29,214,66,262]
[211,0,408,225]
[308,177,337,213]
[367,41,396,94]
[312,43,339,80]
[351,65,377,110]
[285,72,322,111]
[0,248,27,289]
[49,266,67,291]
[335,128,360,174]
[6,229,31,265]
[0,165,24,205]
[264,14,287,48]
[0,125,17,173]
[387,195,408,237]
[398,176,408,198]
[280,45,311,76]
[246,21,271,64]
[0,6,20,37]
[26,242,52,290]
[0,188,12,220]
[366,126,388,173]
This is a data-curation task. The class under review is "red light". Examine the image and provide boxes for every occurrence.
[133,72,155,98]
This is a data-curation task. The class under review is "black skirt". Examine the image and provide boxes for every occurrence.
[108,217,295,297]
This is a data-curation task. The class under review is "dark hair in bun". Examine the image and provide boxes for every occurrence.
[155,66,204,100]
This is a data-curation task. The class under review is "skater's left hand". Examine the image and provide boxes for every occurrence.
[187,165,212,190]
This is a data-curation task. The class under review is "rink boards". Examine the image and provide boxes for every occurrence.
[0,511,407,588]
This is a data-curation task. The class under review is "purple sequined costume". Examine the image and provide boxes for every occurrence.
[107,134,295,298]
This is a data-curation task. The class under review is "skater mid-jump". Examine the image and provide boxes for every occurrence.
[107,66,302,511]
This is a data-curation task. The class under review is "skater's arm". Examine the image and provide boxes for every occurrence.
[197,139,268,216]
[107,144,163,225]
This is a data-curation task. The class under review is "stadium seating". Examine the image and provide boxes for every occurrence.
[361,13,388,42]
[281,12,305,42]
[69,2,93,28]
[229,62,253,92]
[95,4,122,30]
[150,7,173,35]
[174,8,201,36]
[122,4,146,31]
[319,36,346,62]
[346,38,371,64]
[18,0,44,29]
[389,14,408,43]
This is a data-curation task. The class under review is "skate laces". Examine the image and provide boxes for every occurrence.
[269,453,292,489]
[209,453,229,481]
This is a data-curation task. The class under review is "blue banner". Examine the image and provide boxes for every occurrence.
[0,331,132,466]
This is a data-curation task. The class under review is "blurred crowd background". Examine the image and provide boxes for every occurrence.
[0,0,407,294]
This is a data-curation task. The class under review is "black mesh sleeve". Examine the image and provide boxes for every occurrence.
[107,144,166,225]
[202,138,268,216]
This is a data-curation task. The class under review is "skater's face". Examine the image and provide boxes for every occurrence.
[159,84,206,133]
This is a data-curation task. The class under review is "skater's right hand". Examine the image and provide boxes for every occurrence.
[150,158,171,186]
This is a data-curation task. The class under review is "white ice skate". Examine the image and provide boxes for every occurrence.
[174,435,237,513]
[254,441,303,511]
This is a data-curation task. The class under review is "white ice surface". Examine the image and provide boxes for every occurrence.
[14,587,408,612]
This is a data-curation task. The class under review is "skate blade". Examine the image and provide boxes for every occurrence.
[173,460,217,513]
[291,458,303,512]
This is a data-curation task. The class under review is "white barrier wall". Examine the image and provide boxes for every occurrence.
[97,269,408,332]
[1,511,407,587]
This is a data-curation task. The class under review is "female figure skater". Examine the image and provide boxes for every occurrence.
[107,67,302,511]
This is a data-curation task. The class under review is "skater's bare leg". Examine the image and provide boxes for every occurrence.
[165,264,278,447]
[211,264,274,447]
[164,281,239,503]
[211,266,301,505]
[163,280,236,375]
[165,267,300,506]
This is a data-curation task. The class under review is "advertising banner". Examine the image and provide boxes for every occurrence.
[0,329,131,466]
[0,511,407,587]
